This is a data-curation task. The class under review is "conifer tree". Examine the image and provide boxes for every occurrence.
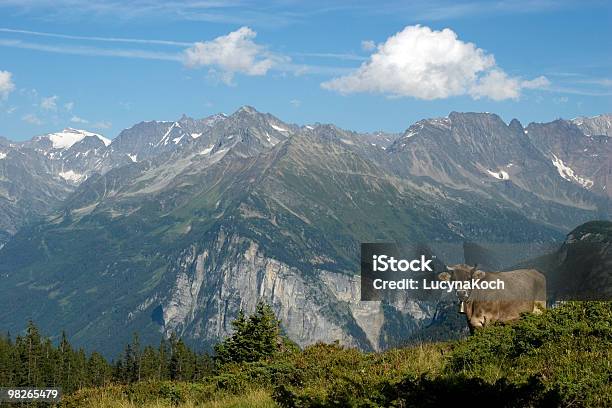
[57,331,73,389]
[88,352,112,387]
[214,301,283,364]
[157,338,169,380]
[0,321,209,390]
[140,345,159,380]
[23,321,43,386]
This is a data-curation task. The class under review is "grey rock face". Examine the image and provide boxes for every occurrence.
[155,232,434,351]
[526,117,611,198]
[386,112,609,230]
[572,114,612,137]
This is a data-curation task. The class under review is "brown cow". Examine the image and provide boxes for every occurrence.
[438,264,546,330]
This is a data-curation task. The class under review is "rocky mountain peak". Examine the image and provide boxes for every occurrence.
[509,118,524,133]
[448,110,504,123]
[447,112,512,137]
[572,113,612,137]
[201,113,227,126]
[232,105,260,117]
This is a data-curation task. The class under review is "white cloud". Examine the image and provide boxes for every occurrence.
[469,69,520,100]
[587,78,612,87]
[92,121,112,129]
[0,1,294,27]
[22,113,43,125]
[290,99,301,107]
[0,38,182,62]
[322,25,548,101]
[41,95,58,110]
[183,27,282,84]
[64,101,75,111]
[521,76,550,89]
[0,70,15,100]
[70,115,89,124]
[292,52,365,61]
[361,40,376,51]
[0,30,344,80]
[0,28,193,47]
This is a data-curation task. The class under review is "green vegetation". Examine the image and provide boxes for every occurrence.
[1,301,610,407]
[214,303,297,365]
[0,323,213,395]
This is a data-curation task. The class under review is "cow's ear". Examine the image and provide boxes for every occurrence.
[473,269,486,279]
[438,271,451,281]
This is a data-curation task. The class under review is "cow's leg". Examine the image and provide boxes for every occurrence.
[469,316,485,329]
[467,303,489,330]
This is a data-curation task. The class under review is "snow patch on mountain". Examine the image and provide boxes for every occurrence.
[0,152,6,160]
[48,128,110,149]
[429,117,451,129]
[270,123,288,132]
[198,146,214,155]
[58,170,85,183]
[551,154,594,189]
[157,122,179,146]
[487,169,510,180]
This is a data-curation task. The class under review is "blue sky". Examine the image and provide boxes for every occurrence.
[0,0,610,140]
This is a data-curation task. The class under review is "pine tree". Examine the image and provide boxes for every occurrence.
[88,352,112,387]
[139,345,159,381]
[214,301,283,364]
[131,332,142,382]
[73,348,89,390]
[121,342,136,383]
[113,358,125,383]
[194,353,214,380]
[0,332,16,386]
[168,334,197,381]
[21,321,43,386]
[39,338,56,386]
[168,332,180,380]
[157,338,169,380]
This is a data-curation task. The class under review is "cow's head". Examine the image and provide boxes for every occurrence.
[438,264,486,313]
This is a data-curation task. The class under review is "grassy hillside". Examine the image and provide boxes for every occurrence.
[60,301,612,408]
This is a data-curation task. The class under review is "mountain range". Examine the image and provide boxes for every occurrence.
[0,107,609,355]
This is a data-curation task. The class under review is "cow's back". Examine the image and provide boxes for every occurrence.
[472,268,546,302]
[466,268,546,328]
